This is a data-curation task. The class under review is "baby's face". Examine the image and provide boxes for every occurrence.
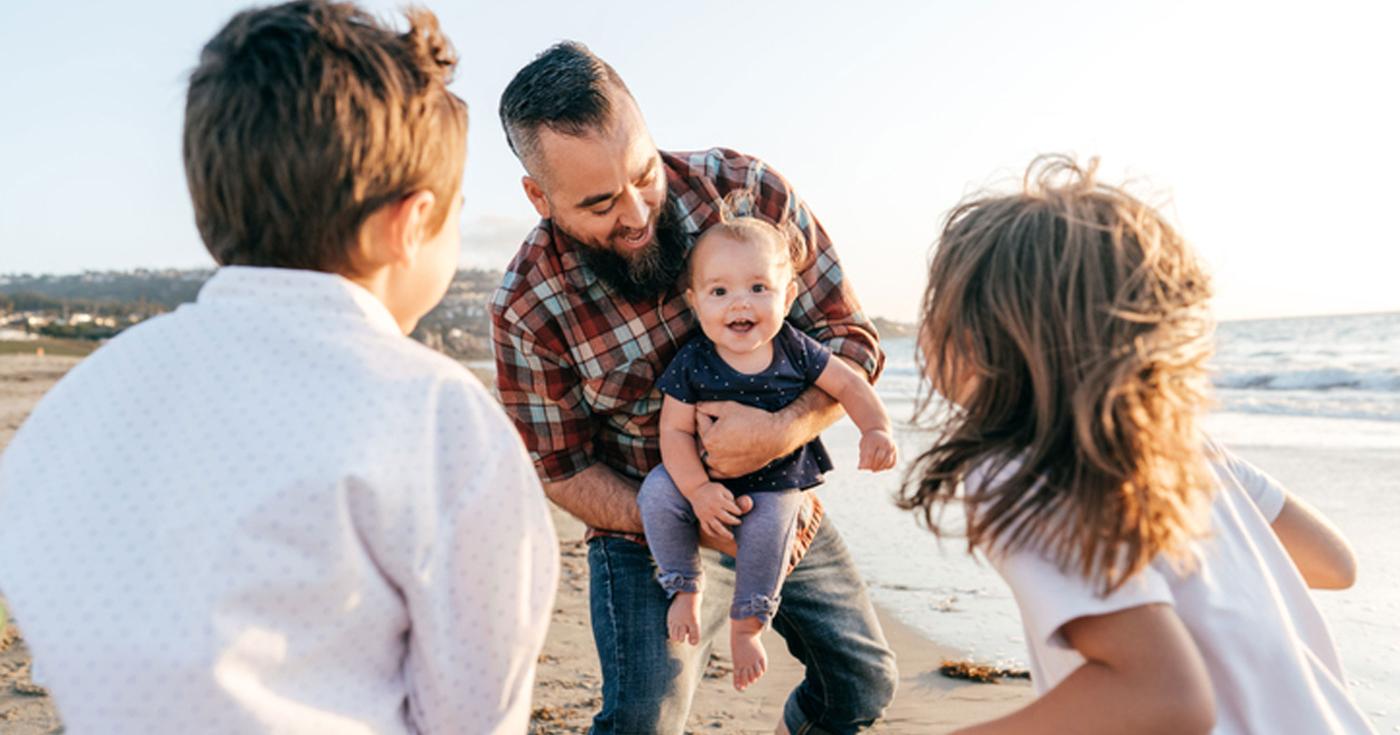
[686,232,796,358]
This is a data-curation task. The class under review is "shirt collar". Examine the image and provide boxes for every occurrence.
[197,266,404,336]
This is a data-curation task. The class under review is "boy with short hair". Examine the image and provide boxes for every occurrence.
[0,2,557,733]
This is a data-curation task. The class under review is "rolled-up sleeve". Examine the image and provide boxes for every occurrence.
[491,285,596,483]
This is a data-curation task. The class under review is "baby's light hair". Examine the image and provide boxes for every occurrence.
[685,189,812,289]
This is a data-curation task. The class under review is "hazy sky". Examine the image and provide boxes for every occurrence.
[1,0,1396,321]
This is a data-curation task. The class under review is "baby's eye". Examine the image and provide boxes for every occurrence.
[711,287,727,296]
[751,284,767,293]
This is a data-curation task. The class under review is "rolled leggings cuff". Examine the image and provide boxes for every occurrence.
[730,593,781,625]
[656,571,701,597]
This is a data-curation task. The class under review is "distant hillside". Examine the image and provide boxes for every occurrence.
[2,269,917,360]
[1,269,503,361]
[0,270,211,309]
[872,316,916,339]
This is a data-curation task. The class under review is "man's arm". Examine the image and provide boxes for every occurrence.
[544,462,644,534]
[695,357,856,479]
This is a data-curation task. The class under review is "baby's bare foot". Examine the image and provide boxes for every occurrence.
[668,591,702,645]
[730,616,768,691]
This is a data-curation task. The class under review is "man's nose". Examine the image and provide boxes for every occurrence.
[617,188,650,230]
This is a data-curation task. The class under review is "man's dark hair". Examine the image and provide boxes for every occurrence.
[183,0,468,274]
[498,41,632,173]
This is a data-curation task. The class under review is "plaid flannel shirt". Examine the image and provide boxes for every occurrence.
[492,148,884,550]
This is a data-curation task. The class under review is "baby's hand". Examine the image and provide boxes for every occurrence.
[858,429,898,472]
[689,482,745,541]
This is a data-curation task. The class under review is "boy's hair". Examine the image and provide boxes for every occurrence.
[184,0,467,274]
[498,41,632,175]
[898,155,1216,594]
[686,190,812,289]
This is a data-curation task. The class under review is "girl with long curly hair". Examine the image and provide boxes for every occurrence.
[904,156,1373,734]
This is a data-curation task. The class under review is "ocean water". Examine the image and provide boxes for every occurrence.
[819,312,1400,730]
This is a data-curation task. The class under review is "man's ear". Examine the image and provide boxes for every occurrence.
[522,176,552,219]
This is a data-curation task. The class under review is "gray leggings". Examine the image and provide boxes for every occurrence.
[637,465,805,624]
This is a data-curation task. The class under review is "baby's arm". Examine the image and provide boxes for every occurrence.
[660,395,746,541]
[953,604,1216,735]
[813,356,897,471]
[1271,494,1357,589]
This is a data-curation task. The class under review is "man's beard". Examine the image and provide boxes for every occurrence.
[573,200,688,302]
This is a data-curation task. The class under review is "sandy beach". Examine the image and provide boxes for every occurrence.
[0,352,1029,733]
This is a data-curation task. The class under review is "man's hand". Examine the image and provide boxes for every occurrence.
[695,401,783,479]
[858,429,898,471]
[688,481,747,541]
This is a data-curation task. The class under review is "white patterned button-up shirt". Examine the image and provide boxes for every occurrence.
[0,266,558,734]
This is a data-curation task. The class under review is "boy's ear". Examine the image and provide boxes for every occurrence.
[354,190,437,268]
[784,278,799,310]
[522,176,552,219]
[389,190,438,264]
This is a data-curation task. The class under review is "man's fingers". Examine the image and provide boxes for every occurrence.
[696,412,716,437]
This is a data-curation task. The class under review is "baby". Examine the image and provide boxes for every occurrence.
[638,206,897,691]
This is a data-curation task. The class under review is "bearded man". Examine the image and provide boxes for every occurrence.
[491,41,898,735]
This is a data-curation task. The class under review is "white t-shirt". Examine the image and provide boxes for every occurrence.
[0,267,559,734]
[982,448,1375,734]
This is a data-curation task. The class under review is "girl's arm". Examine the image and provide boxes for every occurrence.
[813,356,897,470]
[1271,493,1357,589]
[953,604,1215,735]
[1220,448,1357,589]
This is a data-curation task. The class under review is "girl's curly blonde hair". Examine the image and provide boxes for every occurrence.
[899,155,1216,594]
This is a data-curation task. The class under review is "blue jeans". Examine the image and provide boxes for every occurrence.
[587,516,897,734]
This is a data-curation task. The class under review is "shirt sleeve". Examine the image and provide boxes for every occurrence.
[1210,443,1288,522]
[784,322,833,383]
[991,545,1175,652]
[397,376,559,734]
[655,343,697,404]
[491,289,596,482]
[713,149,885,381]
